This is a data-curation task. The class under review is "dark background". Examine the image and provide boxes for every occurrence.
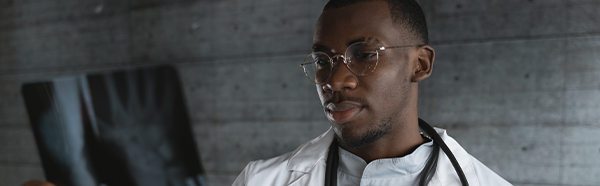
[1,0,599,185]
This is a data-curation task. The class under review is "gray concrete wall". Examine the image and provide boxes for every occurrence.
[0,0,598,186]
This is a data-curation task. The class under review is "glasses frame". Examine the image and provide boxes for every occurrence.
[300,42,421,84]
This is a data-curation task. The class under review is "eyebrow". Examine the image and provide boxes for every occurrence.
[311,45,327,53]
[346,37,368,46]
[347,37,383,46]
[311,37,383,52]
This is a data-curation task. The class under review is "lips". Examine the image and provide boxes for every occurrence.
[325,101,363,123]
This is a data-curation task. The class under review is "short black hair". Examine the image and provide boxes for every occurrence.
[324,0,429,44]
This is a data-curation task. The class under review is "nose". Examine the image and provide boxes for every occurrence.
[322,57,358,92]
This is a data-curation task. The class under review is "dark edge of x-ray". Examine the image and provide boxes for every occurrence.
[21,65,208,186]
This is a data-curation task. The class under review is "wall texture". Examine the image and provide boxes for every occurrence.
[1,0,599,186]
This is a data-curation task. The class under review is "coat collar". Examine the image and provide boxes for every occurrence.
[284,127,454,172]
[284,126,478,186]
[286,127,335,172]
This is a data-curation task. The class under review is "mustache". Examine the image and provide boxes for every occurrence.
[323,95,369,107]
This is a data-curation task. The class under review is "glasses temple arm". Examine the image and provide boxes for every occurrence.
[379,44,423,51]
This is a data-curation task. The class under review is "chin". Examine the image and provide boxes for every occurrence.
[332,117,392,148]
[334,126,388,148]
[335,133,373,149]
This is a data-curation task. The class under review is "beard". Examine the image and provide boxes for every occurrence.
[335,116,392,148]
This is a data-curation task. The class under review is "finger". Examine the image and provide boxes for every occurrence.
[103,73,125,119]
[126,70,141,112]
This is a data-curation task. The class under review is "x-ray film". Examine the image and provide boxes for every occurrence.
[21,66,207,186]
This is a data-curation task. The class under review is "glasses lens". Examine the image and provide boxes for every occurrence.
[302,52,332,84]
[345,42,378,76]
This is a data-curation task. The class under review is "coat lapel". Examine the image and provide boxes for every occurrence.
[285,127,334,185]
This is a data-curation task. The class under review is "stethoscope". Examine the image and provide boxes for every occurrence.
[324,118,469,186]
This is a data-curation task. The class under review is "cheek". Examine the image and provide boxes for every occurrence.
[363,63,411,109]
[316,84,326,104]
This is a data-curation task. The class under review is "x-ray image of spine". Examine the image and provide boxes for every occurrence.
[22,66,207,186]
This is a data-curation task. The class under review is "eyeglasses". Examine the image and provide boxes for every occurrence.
[300,41,419,84]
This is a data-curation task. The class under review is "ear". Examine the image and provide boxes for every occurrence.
[411,45,435,82]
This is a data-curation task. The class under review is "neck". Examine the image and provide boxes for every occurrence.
[339,117,425,163]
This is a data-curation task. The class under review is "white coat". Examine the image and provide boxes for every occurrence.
[232,127,512,186]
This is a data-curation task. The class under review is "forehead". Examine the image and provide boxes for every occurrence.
[313,1,402,49]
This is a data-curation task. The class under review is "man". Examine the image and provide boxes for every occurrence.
[232,0,512,185]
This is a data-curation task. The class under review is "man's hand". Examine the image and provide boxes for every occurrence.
[21,180,55,186]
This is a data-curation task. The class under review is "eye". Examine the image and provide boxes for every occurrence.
[353,52,376,62]
[314,58,330,67]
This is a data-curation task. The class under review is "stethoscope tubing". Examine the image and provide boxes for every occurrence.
[418,118,469,186]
